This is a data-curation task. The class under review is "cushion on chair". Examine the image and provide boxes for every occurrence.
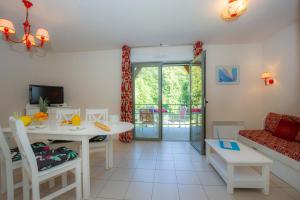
[49,140,73,144]
[10,142,49,162]
[36,147,78,171]
[89,135,107,142]
[273,119,300,141]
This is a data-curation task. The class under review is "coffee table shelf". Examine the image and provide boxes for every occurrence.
[205,139,273,194]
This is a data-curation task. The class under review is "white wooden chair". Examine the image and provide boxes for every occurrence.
[56,108,81,123]
[178,105,188,127]
[51,108,81,146]
[9,117,82,200]
[0,126,22,200]
[85,109,109,169]
[0,126,69,199]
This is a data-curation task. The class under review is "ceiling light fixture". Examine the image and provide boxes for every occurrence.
[0,0,50,50]
[221,0,248,21]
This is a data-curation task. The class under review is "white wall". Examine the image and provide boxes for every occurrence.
[0,44,55,126]
[131,45,193,62]
[261,22,300,116]
[0,44,121,126]
[49,50,122,116]
[205,44,264,137]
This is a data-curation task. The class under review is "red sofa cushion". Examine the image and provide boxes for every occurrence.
[290,115,300,142]
[264,112,281,133]
[239,130,300,161]
[264,112,291,133]
[273,119,299,141]
[296,130,300,142]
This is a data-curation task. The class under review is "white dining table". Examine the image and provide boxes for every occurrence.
[3,120,134,200]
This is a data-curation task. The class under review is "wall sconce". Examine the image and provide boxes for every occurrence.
[261,72,274,85]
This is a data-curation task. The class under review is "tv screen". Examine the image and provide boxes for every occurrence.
[29,85,64,104]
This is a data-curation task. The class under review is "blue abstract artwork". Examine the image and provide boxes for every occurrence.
[216,66,240,84]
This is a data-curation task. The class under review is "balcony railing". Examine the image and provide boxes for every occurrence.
[134,104,202,128]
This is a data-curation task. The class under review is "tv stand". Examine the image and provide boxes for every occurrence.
[49,104,70,107]
[25,103,71,115]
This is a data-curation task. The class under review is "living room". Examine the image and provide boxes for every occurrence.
[0,0,299,200]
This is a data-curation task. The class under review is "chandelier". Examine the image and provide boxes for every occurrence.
[0,0,50,50]
[222,0,248,20]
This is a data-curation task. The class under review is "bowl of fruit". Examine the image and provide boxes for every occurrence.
[32,112,48,125]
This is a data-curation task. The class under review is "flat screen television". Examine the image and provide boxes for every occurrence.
[29,85,64,105]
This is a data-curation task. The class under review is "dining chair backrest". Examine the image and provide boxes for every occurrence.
[140,109,154,123]
[56,108,81,121]
[85,109,108,122]
[179,106,187,119]
[0,125,12,164]
[9,117,38,176]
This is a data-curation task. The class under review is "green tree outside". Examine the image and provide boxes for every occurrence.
[134,65,202,113]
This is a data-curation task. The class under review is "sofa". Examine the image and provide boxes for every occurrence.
[238,112,300,191]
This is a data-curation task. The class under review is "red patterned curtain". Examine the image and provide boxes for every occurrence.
[193,41,203,58]
[119,45,133,143]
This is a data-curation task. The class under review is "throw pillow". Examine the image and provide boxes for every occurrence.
[264,112,283,133]
[295,130,300,142]
[273,119,300,141]
[289,115,300,142]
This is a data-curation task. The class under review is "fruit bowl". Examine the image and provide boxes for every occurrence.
[32,112,48,125]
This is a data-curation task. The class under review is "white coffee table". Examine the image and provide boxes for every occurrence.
[205,139,273,194]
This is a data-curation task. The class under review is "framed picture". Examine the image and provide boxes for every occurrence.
[216,65,240,85]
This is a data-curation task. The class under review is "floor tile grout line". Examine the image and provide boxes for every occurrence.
[175,169,181,200]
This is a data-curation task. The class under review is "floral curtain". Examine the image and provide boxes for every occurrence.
[193,41,203,58]
[119,45,133,143]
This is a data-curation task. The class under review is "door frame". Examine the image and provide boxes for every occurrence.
[189,51,207,154]
[132,57,206,145]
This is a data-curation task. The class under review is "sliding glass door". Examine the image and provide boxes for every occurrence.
[132,52,206,153]
[190,51,206,154]
[162,65,190,141]
[133,63,161,140]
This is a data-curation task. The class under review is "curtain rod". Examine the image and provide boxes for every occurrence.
[130,43,193,48]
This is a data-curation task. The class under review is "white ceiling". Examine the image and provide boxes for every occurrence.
[0,0,299,52]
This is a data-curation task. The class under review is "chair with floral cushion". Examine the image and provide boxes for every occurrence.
[9,117,82,200]
[0,126,50,200]
[85,109,109,168]
[0,125,22,200]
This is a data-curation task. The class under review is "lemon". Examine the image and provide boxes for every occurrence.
[71,115,81,126]
[20,116,32,126]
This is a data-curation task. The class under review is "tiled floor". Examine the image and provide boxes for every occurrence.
[135,127,191,141]
[2,140,300,200]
